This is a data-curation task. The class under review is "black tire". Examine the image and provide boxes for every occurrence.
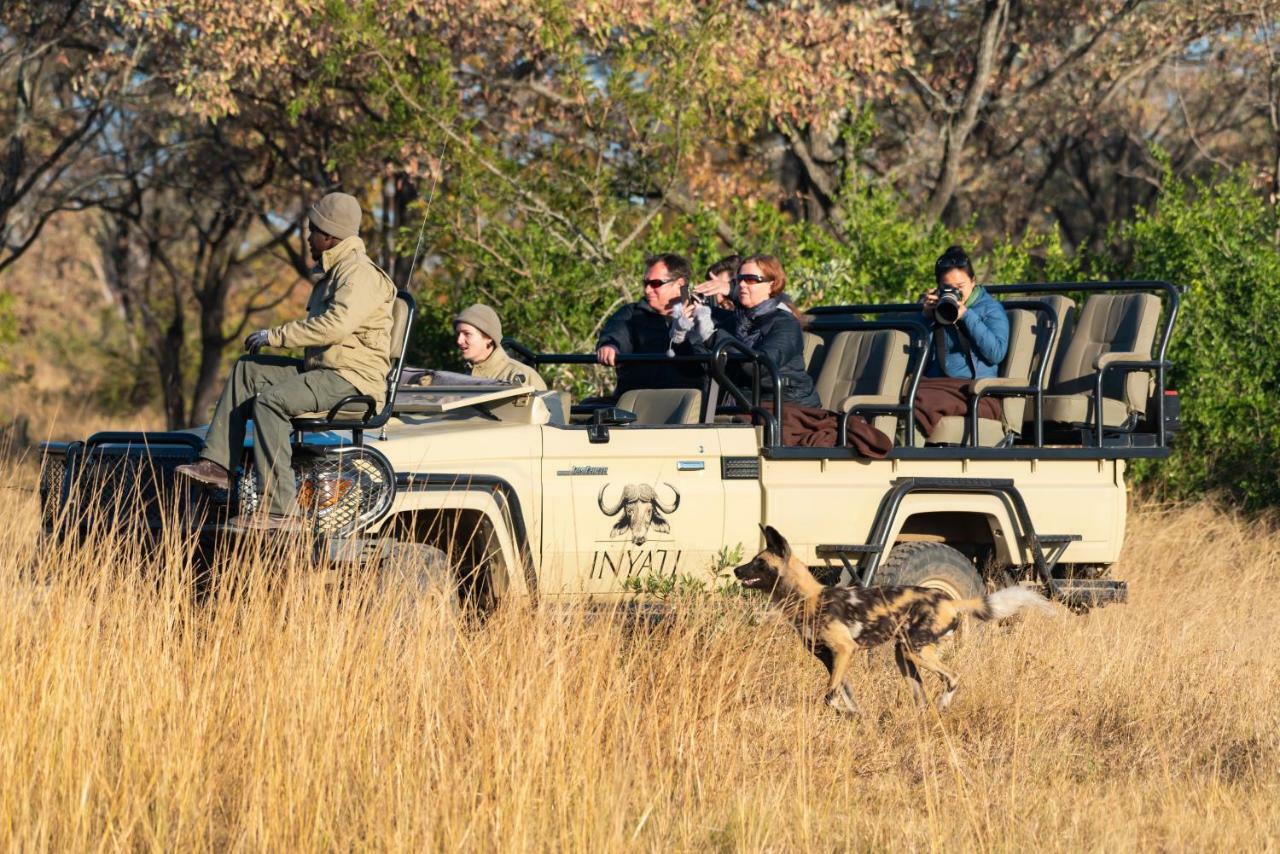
[875,542,984,600]
[377,541,460,614]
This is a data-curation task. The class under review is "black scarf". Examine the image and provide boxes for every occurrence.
[734,298,780,347]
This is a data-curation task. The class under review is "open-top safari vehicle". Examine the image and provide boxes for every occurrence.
[38,281,1180,610]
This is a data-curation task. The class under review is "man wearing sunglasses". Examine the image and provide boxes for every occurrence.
[176,192,397,531]
[595,253,704,398]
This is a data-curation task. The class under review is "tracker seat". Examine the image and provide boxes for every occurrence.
[291,290,416,445]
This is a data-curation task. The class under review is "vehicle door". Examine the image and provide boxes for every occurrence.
[539,421,729,598]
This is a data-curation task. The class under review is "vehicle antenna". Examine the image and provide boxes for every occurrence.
[402,143,446,293]
[384,142,446,443]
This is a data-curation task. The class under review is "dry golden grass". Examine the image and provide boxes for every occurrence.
[1,443,1277,849]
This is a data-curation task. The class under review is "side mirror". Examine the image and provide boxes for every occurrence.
[588,406,637,443]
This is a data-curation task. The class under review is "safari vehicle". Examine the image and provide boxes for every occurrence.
[37,281,1180,610]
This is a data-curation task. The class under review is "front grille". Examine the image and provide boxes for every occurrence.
[69,443,202,533]
[38,447,69,534]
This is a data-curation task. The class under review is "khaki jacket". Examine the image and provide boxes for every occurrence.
[468,346,547,390]
[268,237,397,403]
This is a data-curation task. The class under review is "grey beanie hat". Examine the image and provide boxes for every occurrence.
[309,192,362,240]
[454,303,502,344]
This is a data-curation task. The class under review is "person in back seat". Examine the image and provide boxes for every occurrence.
[454,304,546,389]
[681,254,820,407]
[913,245,1009,437]
[595,253,703,398]
[694,254,802,319]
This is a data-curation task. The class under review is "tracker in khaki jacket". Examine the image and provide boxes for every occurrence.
[468,345,547,389]
[267,236,397,402]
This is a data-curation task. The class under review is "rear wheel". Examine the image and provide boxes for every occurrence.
[876,542,984,600]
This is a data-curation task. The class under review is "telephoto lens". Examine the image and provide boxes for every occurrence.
[935,286,963,325]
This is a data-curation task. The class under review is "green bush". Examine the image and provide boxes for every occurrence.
[1114,168,1280,507]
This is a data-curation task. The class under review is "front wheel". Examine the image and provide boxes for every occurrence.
[377,541,460,616]
[875,542,984,600]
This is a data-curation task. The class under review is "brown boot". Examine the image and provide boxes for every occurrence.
[175,459,230,490]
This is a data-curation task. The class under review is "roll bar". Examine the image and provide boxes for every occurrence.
[517,341,783,446]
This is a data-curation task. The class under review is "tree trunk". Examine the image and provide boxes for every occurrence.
[157,315,186,431]
[924,0,1009,224]
[187,298,228,428]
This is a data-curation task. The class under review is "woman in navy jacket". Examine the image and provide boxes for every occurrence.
[680,254,820,407]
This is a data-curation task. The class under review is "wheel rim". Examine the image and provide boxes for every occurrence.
[917,577,966,600]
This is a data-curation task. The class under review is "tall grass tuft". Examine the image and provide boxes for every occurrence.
[1,454,1277,849]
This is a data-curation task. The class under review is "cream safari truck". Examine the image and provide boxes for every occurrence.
[37,281,1181,609]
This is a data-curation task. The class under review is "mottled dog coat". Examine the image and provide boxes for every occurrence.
[735,525,1055,713]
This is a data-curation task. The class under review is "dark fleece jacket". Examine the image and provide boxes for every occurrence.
[596,300,704,397]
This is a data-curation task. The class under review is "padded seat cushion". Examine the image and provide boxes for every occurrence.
[802,331,826,377]
[616,388,702,425]
[813,329,910,411]
[1041,393,1133,428]
[926,416,1008,446]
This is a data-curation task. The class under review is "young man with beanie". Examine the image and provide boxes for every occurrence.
[454,303,546,388]
[175,191,398,530]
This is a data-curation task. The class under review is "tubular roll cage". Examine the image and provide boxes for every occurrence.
[513,280,1178,457]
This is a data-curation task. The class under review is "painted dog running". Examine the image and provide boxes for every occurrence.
[734,525,1055,714]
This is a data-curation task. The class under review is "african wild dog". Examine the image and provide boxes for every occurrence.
[734,525,1055,714]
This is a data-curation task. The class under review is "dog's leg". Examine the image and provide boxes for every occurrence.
[819,629,859,716]
[894,642,927,706]
[911,644,959,711]
[812,644,836,676]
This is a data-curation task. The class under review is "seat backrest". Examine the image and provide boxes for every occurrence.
[812,329,911,410]
[1032,295,1075,390]
[802,331,826,379]
[1049,292,1159,410]
[997,307,1039,428]
[380,290,417,414]
[616,388,703,425]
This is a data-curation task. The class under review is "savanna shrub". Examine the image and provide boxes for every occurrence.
[1117,168,1280,507]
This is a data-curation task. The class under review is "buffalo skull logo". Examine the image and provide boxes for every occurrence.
[597,482,681,545]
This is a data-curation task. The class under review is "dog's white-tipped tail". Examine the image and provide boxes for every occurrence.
[980,586,1057,621]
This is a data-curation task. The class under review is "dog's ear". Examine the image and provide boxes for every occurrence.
[761,524,791,560]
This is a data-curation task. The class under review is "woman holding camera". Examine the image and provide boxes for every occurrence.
[914,245,1010,437]
[675,255,890,455]
[679,254,820,407]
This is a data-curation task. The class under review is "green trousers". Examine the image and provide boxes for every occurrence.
[200,356,358,515]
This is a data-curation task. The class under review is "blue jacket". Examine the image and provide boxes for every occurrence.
[925,286,1009,380]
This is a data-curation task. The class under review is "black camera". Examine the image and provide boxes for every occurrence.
[935,284,963,326]
[681,284,707,306]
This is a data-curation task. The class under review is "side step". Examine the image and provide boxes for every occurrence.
[815,544,882,585]
[1050,578,1127,608]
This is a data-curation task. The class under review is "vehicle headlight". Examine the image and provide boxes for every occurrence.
[237,445,395,536]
